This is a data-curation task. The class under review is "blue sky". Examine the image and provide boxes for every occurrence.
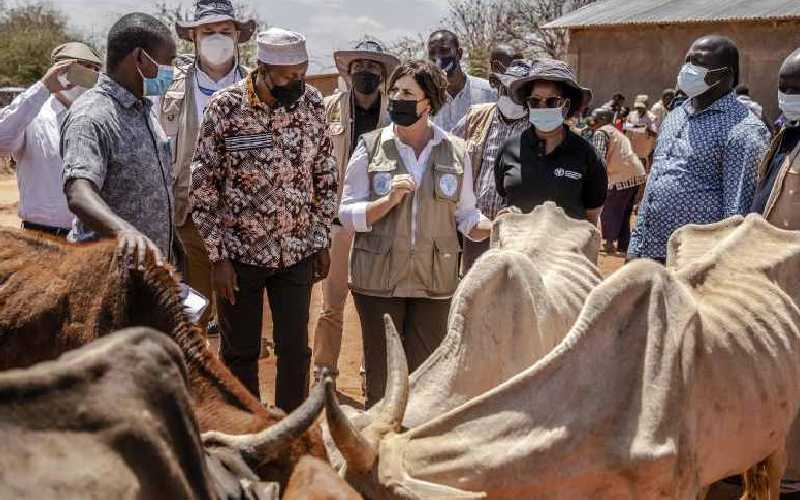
[57,0,449,72]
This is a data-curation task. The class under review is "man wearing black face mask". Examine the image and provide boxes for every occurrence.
[427,30,496,132]
[191,28,338,411]
[312,40,399,380]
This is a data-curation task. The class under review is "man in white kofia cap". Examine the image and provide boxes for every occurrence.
[191,27,338,411]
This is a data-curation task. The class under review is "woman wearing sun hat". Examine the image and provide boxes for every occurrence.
[495,58,607,224]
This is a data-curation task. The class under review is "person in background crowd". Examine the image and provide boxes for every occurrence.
[489,43,523,74]
[313,39,399,380]
[427,29,496,131]
[339,59,491,408]
[750,48,800,230]
[628,35,770,264]
[452,59,532,273]
[625,94,658,170]
[0,42,102,238]
[615,106,629,130]
[61,13,177,268]
[604,92,625,112]
[157,0,254,330]
[495,58,607,224]
[735,84,764,119]
[588,107,646,254]
[191,28,337,411]
[650,88,675,129]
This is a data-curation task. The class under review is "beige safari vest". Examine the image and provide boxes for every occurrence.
[761,129,800,230]
[324,89,391,201]
[462,103,497,187]
[349,127,466,298]
[159,57,247,226]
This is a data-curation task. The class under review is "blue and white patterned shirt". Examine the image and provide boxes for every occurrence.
[628,92,769,260]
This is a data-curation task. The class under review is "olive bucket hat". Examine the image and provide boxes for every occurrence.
[176,0,257,43]
[509,58,591,112]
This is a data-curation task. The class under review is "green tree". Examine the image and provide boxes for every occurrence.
[0,1,87,86]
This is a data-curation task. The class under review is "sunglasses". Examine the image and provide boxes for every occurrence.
[526,96,566,109]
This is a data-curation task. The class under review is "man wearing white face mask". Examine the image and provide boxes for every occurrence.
[0,42,102,237]
[452,59,533,273]
[628,35,769,264]
[159,0,255,329]
[750,48,800,232]
[494,59,607,225]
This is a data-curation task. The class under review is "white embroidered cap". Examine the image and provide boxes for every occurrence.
[257,28,308,66]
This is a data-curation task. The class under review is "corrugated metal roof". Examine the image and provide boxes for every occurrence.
[544,0,800,29]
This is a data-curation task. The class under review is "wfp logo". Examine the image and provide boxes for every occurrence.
[554,167,582,180]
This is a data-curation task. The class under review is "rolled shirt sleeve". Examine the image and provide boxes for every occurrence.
[722,125,769,217]
[455,153,488,241]
[60,116,109,192]
[338,138,372,233]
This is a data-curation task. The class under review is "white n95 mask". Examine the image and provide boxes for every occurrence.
[677,62,726,98]
[497,95,527,121]
[199,34,236,67]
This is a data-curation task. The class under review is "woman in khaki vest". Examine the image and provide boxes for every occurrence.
[339,60,492,408]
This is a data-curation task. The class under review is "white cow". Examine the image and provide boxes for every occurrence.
[326,215,800,500]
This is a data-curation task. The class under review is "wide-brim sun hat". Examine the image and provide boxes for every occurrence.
[176,0,257,43]
[334,40,400,82]
[509,58,590,111]
[489,58,533,89]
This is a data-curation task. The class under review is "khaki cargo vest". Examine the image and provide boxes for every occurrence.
[762,130,800,230]
[462,103,497,188]
[324,89,391,202]
[159,57,247,226]
[349,127,466,298]
[599,124,646,188]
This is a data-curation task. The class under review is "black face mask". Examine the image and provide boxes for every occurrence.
[351,71,381,95]
[436,56,459,76]
[388,98,423,127]
[269,77,305,109]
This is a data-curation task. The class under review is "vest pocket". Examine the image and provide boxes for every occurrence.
[430,236,460,295]
[350,234,393,292]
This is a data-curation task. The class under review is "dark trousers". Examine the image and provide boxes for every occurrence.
[601,185,639,252]
[352,293,450,408]
[218,257,313,412]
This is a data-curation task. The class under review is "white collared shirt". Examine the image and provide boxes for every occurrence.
[339,121,486,246]
[433,75,497,132]
[0,81,73,229]
[194,64,243,121]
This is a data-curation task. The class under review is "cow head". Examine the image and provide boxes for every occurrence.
[324,315,483,499]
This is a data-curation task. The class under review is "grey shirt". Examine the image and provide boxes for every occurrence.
[61,74,174,259]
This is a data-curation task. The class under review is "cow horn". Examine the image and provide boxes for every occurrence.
[324,376,377,473]
[326,315,409,474]
[202,378,325,464]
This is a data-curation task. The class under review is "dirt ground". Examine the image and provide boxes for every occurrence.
[0,172,625,409]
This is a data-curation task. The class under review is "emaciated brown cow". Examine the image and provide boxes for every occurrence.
[0,327,357,500]
[0,230,325,486]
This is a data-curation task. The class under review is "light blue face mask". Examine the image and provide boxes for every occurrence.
[138,50,174,97]
[779,91,800,122]
[529,105,566,132]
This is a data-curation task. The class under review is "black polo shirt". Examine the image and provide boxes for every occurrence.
[494,126,608,219]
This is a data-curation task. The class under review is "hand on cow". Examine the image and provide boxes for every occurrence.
[495,205,522,220]
[312,249,331,283]
[41,59,75,94]
[116,228,164,271]
[213,259,239,305]
[388,174,417,205]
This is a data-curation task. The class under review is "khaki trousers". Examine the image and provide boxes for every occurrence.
[177,220,214,328]
[312,225,353,371]
[352,293,450,408]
